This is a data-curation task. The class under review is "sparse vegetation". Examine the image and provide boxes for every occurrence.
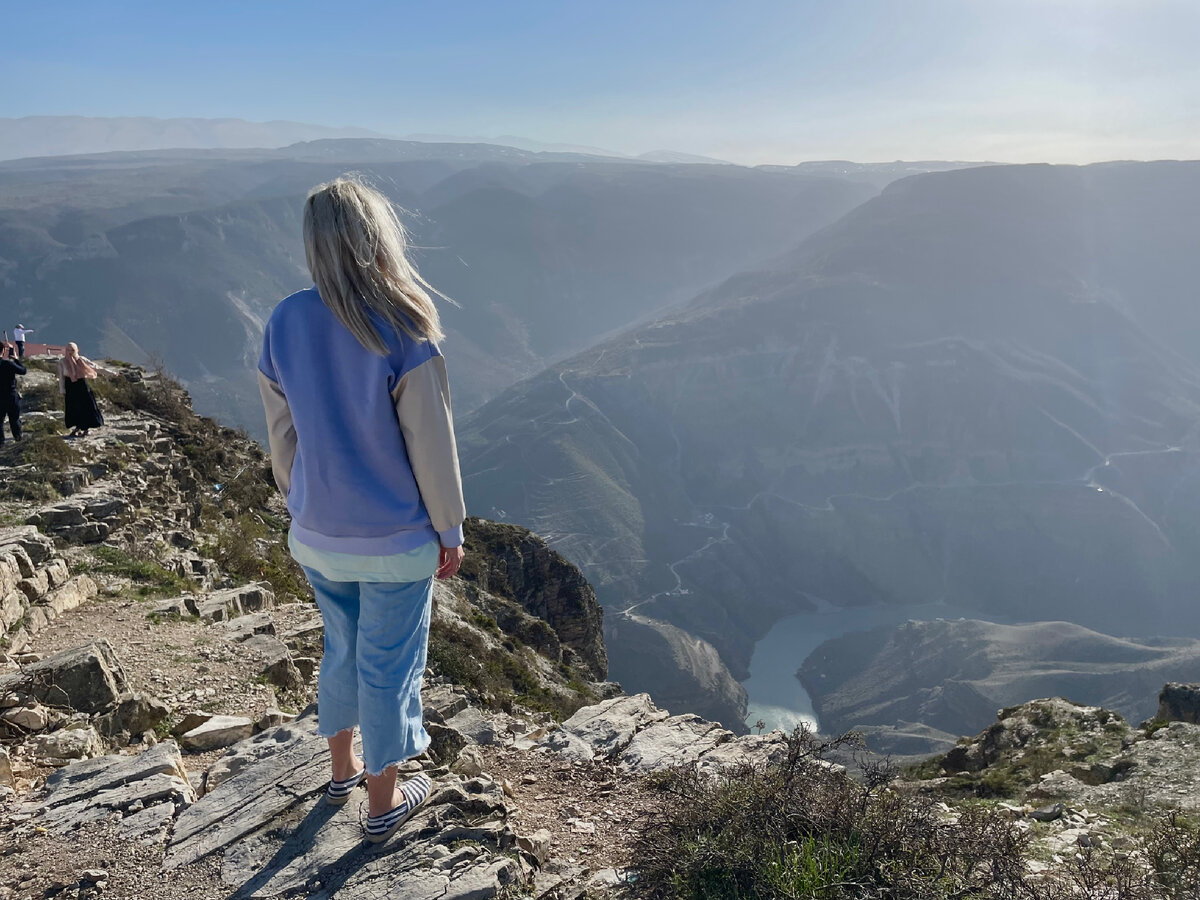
[80,544,194,598]
[632,728,1200,900]
[427,618,593,720]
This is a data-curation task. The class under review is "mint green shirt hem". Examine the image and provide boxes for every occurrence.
[289,530,439,583]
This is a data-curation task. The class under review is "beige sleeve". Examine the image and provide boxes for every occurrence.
[257,371,297,497]
[392,356,467,547]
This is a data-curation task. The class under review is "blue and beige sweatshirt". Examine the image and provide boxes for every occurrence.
[257,287,466,555]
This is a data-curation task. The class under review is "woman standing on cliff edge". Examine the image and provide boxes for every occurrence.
[258,177,466,844]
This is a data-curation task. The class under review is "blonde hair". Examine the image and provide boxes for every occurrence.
[303,175,448,352]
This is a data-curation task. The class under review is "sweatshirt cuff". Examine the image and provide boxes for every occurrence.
[437,524,464,549]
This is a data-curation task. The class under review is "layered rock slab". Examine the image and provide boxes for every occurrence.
[162,714,520,899]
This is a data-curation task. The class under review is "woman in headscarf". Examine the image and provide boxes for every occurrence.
[58,342,104,437]
[258,176,466,844]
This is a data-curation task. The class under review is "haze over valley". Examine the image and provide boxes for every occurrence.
[4,117,1200,753]
[0,136,881,434]
[458,161,1200,738]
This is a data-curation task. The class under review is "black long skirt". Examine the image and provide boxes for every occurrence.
[64,378,104,429]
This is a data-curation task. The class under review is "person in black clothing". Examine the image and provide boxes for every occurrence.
[0,343,26,445]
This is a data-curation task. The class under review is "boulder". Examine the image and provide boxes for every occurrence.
[27,503,86,529]
[94,692,170,737]
[424,684,470,723]
[55,523,110,544]
[171,710,214,737]
[150,595,195,618]
[245,634,304,692]
[618,714,734,773]
[40,575,98,616]
[426,722,467,767]
[255,708,297,731]
[0,588,26,632]
[220,611,275,641]
[0,746,11,787]
[43,558,70,588]
[445,706,498,745]
[81,496,127,521]
[198,583,276,622]
[33,725,104,763]
[37,739,194,820]
[3,703,50,731]
[1158,683,1200,725]
[517,828,553,865]
[179,715,254,751]
[0,639,127,713]
[281,618,324,654]
[541,693,669,762]
[0,526,55,565]
[16,570,49,601]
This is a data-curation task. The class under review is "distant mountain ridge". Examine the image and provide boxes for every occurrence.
[0,116,392,161]
[801,618,1200,751]
[0,138,877,435]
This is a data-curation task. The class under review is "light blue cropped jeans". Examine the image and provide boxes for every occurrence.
[302,565,434,775]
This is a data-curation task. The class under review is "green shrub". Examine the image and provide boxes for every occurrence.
[202,512,308,601]
[84,545,194,598]
[426,618,592,720]
[634,729,1042,900]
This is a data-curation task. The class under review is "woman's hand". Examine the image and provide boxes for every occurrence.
[437,544,465,580]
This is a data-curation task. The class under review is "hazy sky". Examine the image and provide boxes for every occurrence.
[3,0,1198,164]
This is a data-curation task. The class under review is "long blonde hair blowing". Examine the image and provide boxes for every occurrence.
[304,176,448,352]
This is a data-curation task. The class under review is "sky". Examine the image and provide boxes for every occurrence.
[2,0,1198,165]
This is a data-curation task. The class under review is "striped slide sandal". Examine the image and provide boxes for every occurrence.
[326,768,367,806]
[363,773,432,844]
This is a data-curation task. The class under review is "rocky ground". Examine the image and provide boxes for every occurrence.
[0,364,776,899]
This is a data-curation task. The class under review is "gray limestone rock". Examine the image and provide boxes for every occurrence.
[40,575,98,617]
[256,708,298,732]
[196,583,276,622]
[55,522,111,544]
[32,724,104,762]
[0,588,27,632]
[0,638,126,713]
[94,691,170,738]
[17,571,49,601]
[3,703,50,731]
[179,715,254,751]
[159,713,524,899]
[424,684,470,723]
[541,692,670,762]
[1158,683,1200,724]
[81,496,127,521]
[446,707,499,746]
[0,526,55,565]
[220,611,275,641]
[28,503,86,529]
[116,799,177,842]
[172,710,214,736]
[427,721,468,766]
[39,740,191,806]
[281,618,324,655]
[150,595,196,618]
[618,714,734,773]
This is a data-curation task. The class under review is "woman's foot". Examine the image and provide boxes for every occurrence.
[363,773,431,844]
[326,766,367,806]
